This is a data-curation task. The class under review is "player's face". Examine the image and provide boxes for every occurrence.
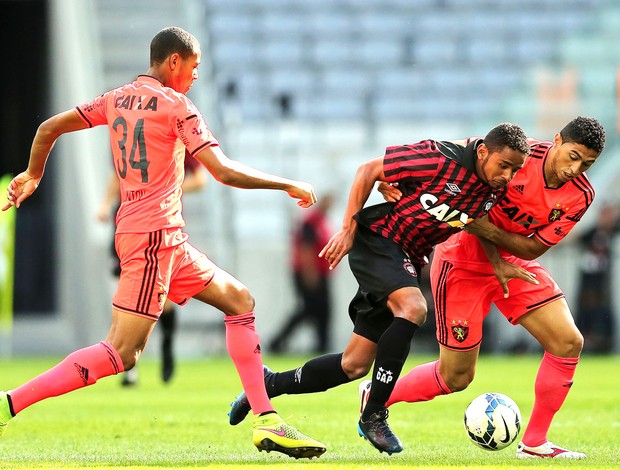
[546,134,600,187]
[171,50,201,94]
[476,144,526,190]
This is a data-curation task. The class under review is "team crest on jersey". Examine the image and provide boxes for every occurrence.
[403,260,417,277]
[484,199,496,212]
[548,203,569,222]
[451,320,469,343]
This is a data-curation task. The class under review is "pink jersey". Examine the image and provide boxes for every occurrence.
[76,75,219,233]
[439,140,594,263]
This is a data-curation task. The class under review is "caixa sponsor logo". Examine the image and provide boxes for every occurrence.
[420,193,474,227]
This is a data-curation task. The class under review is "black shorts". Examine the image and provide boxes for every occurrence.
[347,225,421,343]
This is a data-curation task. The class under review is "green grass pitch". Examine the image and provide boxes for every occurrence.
[0,354,618,469]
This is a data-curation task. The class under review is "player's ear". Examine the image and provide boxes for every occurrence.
[168,53,180,71]
[477,143,488,160]
[553,133,563,147]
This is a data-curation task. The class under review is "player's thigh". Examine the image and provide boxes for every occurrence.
[431,260,495,350]
[518,297,583,357]
[192,267,254,315]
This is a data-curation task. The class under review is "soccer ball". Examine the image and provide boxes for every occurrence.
[464,392,521,451]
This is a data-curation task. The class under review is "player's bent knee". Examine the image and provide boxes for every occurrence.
[227,287,255,313]
[402,305,427,326]
[552,331,584,357]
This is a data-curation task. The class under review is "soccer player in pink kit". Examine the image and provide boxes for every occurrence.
[375,116,605,459]
[0,27,325,459]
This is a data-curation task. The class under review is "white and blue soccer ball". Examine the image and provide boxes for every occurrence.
[464,392,521,451]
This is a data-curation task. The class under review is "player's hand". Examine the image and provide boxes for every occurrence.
[286,181,317,208]
[377,182,402,202]
[2,171,40,211]
[319,228,355,270]
[491,258,538,298]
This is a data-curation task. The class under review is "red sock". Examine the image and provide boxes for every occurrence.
[9,341,123,415]
[387,360,451,407]
[522,351,579,447]
[224,311,272,415]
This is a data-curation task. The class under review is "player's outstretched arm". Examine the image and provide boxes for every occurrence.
[319,157,385,269]
[194,145,316,207]
[3,109,88,211]
[465,215,550,260]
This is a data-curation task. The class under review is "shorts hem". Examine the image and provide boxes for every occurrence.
[438,339,482,352]
[112,303,159,321]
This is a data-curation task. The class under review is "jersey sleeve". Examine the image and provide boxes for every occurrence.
[183,148,202,173]
[382,140,440,184]
[75,93,110,128]
[172,96,219,155]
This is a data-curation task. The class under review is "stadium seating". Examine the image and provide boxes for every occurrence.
[201,0,612,128]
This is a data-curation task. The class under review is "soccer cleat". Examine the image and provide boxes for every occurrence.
[358,408,403,455]
[358,379,371,416]
[0,391,14,437]
[516,441,587,459]
[252,413,326,459]
[228,365,273,425]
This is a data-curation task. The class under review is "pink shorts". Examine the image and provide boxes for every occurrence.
[430,234,564,351]
[112,228,215,320]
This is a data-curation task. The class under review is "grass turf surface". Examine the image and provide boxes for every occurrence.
[0,354,618,469]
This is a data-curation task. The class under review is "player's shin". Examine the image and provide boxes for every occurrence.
[387,360,451,407]
[224,311,272,414]
[8,341,123,415]
[522,351,579,446]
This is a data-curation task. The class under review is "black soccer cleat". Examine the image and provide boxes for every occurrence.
[228,365,274,425]
[357,408,403,455]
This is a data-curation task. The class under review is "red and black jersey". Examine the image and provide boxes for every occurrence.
[355,139,505,265]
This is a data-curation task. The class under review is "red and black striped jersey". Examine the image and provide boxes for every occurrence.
[355,139,505,265]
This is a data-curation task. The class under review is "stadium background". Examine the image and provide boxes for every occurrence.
[1,0,619,358]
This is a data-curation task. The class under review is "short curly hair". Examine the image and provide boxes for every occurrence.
[150,27,199,66]
[483,123,530,156]
[560,116,606,154]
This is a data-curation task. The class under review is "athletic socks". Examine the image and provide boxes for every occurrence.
[224,311,273,415]
[8,341,123,415]
[522,351,579,447]
[266,353,351,397]
[387,360,451,407]
[362,317,418,420]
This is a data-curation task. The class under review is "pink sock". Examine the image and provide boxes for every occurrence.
[224,311,272,415]
[522,351,579,447]
[9,341,123,415]
[387,360,451,407]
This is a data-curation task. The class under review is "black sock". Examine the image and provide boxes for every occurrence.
[362,317,418,420]
[266,352,350,397]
